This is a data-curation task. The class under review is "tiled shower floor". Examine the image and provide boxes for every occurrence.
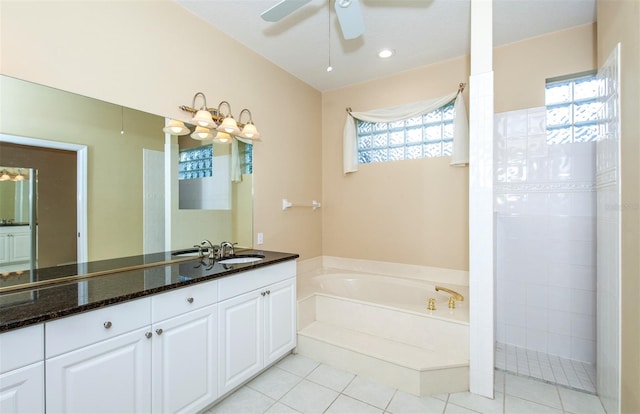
[495,342,597,394]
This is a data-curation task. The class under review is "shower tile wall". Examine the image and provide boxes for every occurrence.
[495,107,596,364]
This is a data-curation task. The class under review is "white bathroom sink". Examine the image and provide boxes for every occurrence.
[218,256,263,264]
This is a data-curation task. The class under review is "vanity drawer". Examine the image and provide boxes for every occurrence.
[151,279,218,322]
[0,324,44,374]
[45,297,151,358]
[218,261,296,302]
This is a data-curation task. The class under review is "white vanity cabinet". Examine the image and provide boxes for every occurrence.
[1,257,297,413]
[0,324,45,414]
[0,226,30,265]
[150,280,218,414]
[45,298,153,414]
[217,261,296,395]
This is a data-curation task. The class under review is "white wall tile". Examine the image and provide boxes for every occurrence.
[495,107,596,364]
[548,333,571,357]
[526,328,548,352]
[571,337,595,363]
[547,311,571,334]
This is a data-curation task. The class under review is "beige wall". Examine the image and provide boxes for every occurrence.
[321,25,595,271]
[597,1,640,412]
[0,0,323,260]
[494,23,596,113]
[321,56,470,270]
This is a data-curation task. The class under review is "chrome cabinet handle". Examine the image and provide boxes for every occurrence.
[104,321,112,329]
[156,328,163,335]
[187,297,194,303]
[145,332,152,339]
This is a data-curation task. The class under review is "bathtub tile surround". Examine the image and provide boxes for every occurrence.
[495,107,597,365]
[294,257,469,396]
[205,354,606,414]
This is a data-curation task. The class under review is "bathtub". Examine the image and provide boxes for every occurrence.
[295,266,470,396]
[298,270,469,323]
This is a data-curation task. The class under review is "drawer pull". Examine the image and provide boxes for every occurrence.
[104,321,112,329]
[261,291,266,296]
[187,297,194,304]
[145,332,152,339]
[266,290,271,295]
[156,328,163,336]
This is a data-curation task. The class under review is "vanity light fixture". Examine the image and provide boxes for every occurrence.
[0,170,10,181]
[238,109,260,140]
[213,131,232,144]
[163,119,190,136]
[14,170,24,181]
[191,126,215,140]
[216,101,240,135]
[190,92,216,129]
[176,92,261,142]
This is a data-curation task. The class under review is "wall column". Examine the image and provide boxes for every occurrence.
[469,0,495,398]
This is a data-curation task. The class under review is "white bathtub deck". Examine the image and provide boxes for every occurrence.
[296,294,470,396]
[299,321,467,370]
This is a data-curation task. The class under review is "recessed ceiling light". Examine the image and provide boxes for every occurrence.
[378,48,395,59]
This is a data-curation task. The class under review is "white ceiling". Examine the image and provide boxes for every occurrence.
[176,0,596,92]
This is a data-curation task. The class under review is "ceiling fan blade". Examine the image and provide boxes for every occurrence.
[261,0,313,22]
[334,0,365,40]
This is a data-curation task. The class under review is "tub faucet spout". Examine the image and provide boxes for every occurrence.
[435,286,464,301]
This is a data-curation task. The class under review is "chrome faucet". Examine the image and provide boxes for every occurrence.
[219,241,236,259]
[200,239,218,260]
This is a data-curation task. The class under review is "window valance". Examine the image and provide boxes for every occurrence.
[343,88,469,174]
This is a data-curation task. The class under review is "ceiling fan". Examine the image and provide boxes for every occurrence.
[261,0,365,40]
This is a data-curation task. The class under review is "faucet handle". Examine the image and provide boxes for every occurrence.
[193,244,204,258]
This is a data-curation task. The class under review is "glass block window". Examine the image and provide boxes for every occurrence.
[545,73,600,144]
[240,141,253,175]
[178,145,213,180]
[356,100,454,165]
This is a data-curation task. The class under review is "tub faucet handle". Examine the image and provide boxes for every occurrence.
[427,297,436,311]
[448,297,456,309]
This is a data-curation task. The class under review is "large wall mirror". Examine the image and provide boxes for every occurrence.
[0,75,253,275]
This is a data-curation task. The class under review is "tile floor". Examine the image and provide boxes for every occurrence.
[495,342,597,394]
[204,354,606,414]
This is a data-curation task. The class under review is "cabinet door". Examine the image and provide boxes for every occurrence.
[0,233,9,264]
[0,362,44,413]
[152,305,217,414]
[264,278,297,365]
[10,231,30,263]
[46,327,151,414]
[218,290,263,395]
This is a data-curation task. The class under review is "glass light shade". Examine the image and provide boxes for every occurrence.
[191,110,216,129]
[241,122,260,140]
[14,173,24,181]
[217,116,240,134]
[162,119,190,136]
[191,126,214,140]
[213,132,232,144]
[0,171,9,181]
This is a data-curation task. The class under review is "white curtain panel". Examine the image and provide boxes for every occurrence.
[342,90,469,174]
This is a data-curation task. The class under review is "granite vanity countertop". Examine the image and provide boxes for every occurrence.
[0,249,299,332]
